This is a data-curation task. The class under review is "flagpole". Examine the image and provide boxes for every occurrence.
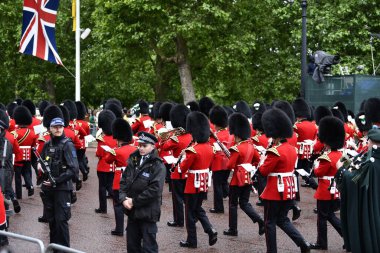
[75,0,81,101]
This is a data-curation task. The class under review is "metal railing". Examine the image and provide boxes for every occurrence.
[0,230,86,253]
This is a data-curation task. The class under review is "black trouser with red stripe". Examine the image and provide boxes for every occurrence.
[212,170,230,212]
[264,200,308,253]
[170,179,186,226]
[316,200,342,249]
[76,149,88,176]
[228,185,263,231]
[185,192,213,246]
[14,161,33,199]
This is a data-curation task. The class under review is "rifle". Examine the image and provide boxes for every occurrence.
[210,131,231,158]
[32,147,56,188]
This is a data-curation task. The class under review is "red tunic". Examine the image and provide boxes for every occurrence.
[9,119,16,132]
[161,133,192,180]
[251,131,269,149]
[259,142,298,201]
[294,119,317,159]
[313,151,342,200]
[0,190,6,226]
[5,131,21,162]
[105,144,137,190]
[287,132,298,147]
[227,140,260,186]
[64,127,82,150]
[96,134,118,172]
[11,127,37,164]
[132,115,152,134]
[28,117,42,130]
[210,128,233,172]
[76,119,91,149]
[179,143,214,194]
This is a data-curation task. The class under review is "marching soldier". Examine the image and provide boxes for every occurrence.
[75,101,90,181]
[179,111,217,248]
[309,116,344,250]
[209,105,232,214]
[12,106,37,199]
[119,131,166,253]
[131,100,152,134]
[104,118,136,236]
[233,101,255,137]
[259,108,311,253]
[22,99,41,129]
[95,110,117,214]
[161,104,191,228]
[223,113,265,237]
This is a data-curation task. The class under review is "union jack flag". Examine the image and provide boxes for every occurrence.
[19,0,63,65]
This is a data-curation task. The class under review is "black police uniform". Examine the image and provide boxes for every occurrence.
[40,134,79,249]
[119,148,166,253]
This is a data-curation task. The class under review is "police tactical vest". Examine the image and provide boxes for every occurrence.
[47,138,70,177]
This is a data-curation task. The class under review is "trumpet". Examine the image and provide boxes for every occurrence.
[158,127,186,141]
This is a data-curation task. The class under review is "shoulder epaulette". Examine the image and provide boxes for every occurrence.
[10,131,17,139]
[252,135,259,142]
[135,117,141,123]
[37,136,47,142]
[229,145,239,153]
[185,146,196,154]
[96,133,105,142]
[318,154,331,162]
[293,124,298,130]
[108,149,116,156]
[267,147,280,157]
[170,136,179,143]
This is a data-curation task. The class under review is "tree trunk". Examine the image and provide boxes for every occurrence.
[44,79,56,103]
[153,55,169,101]
[175,35,195,104]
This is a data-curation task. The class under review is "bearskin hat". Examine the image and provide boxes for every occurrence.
[139,100,150,114]
[318,116,345,150]
[292,98,311,119]
[209,106,228,128]
[0,110,9,129]
[199,97,215,117]
[6,102,18,119]
[170,104,191,129]
[13,106,32,126]
[22,99,36,116]
[331,108,344,122]
[186,101,200,112]
[63,100,78,120]
[105,102,123,119]
[252,112,264,132]
[364,97,380,125]
[75,101,87,120]
[186,111,210,143]
[43,105,63,128]
[38,100,51,117]
[233,101,252,119]
[262,108,293,139]
[98,110,116,135]
[252,101,266,115]
[314,106,332,126]
[15,98,23,105]
[106,98,122,109]
[273,101,295,125]
[112,118,132,143]
[355,111,372,133]
[347,110,355,121]
[152,102,162,120]
[332,101,348,122]
[359,99,367,112]
[158,102,173,122]
[223,106,234,116]
[228,113,251,140]
[59,105,70,127]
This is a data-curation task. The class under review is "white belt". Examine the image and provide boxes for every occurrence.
[115,167,126,171]
[20,146,31,149]
[189,169,209,174]
[319,176,334,180]
[269,172,294,177]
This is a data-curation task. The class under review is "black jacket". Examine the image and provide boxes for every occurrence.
[119,149,165,222]
[41,135,79,191]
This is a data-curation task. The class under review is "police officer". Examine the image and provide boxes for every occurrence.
[39,106,79,249]
[119,131,166,253]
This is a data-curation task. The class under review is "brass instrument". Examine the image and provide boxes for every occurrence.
[158,127,185,141]
[210,131,231,158]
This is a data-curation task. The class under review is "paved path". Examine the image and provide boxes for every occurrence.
[9,148,345,252]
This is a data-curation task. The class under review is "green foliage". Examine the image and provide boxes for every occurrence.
[0,0,379,107]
